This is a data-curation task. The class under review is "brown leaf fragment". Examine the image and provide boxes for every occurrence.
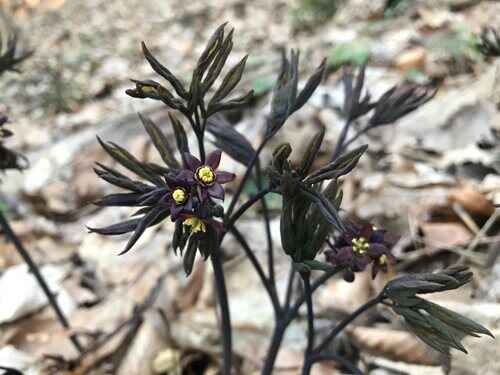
[346,326,442,366]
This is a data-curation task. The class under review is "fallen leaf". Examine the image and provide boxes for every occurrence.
[448,185,495,218]
[346,325,441,366]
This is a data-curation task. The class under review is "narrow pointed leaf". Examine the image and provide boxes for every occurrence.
[210,55,248,105]
[138,112,180,169]
[141,42,189,99]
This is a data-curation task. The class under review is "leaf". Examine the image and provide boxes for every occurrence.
[298,126,325,177]
[119,206,170,255]
[206,90,254,116]
[209,55,248,105]
[206,115,255,166]
[300,186,345,232]
[302,260,337,272]
[168,113,190,165]
[304,144,368,184]
[141,42,189,99]
[138,112,180,169]
[97,136,164,186]
[94,192,144,207]
[293,58,326,113]
[202,29,234,94]
[196,23,227,75]
[87,218,141,236]
[94,164,151,192]
[183,236,198,276]
[268,50,299,134]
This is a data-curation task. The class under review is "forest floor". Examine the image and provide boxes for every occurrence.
[0,0,500,374]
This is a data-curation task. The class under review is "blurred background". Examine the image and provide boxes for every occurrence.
[0,0,499,374]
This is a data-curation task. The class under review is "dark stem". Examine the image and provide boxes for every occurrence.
[260,267,341,375]
[314,293,384,353]
[331,119,352,160]
[255,159,275,285]
[301,273,315,375]
[260,321,288,375]
[0,212,84,354]
[210,248,233,375]
[288,266,342,321]
[283,266,296,311]
[194,108,206,163]
[229,226,281,315]
[226,187,272,228]
[226,137,270,218]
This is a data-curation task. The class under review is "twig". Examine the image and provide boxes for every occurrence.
[0,211,84,354]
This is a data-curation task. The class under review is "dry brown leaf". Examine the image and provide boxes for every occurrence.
[448,186,495,218]
[346,326,441,366]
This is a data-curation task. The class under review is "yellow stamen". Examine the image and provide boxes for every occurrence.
[183,217,206,233]
[379,254,388,265]
[196,165,216,185]
[172,188,187,205]
[352,237,370,255]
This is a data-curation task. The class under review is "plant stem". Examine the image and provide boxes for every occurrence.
[255,159,275,285]
[301,273,315,375]
[260,321,288,375]
[226,137,269,218]
[283,266,296,311]
[260,267,341,375]
[331,119,352,160]
[210,248,232,375]
[229,226,281,315]
[314,293,383,353]
[0,212,84,354]
[226,188,272,228]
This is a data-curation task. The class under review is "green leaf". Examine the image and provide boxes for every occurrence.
[302,260,338,272]
[293,58,326,113]
[298,126,325,177]
[304,144,368,184]
[141,42,189,99]
[206,115,255,166]
[138,113,180,169]
[97,136,163,186]
[168,113,190,164]
[210,55,248,105]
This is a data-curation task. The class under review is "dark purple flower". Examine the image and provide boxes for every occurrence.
[183,150,235,201]
[165,175,193,220]
[325,223,396,281]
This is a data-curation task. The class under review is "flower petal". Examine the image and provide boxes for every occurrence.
[170,204,183,220]
[207,150,222,169]
[184,152,201,171]
[176,169,196,185]
[216,171,235,184]
[208,183,225,200]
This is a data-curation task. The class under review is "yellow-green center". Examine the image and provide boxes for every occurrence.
[352,237,369,255]
[196,166,216,185]
[172,188,187,205]
[183,217,206,233]
[379,254,388,265]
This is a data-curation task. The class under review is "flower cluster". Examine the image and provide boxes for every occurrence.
[325,223,396,281]
[90,135,234,274]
